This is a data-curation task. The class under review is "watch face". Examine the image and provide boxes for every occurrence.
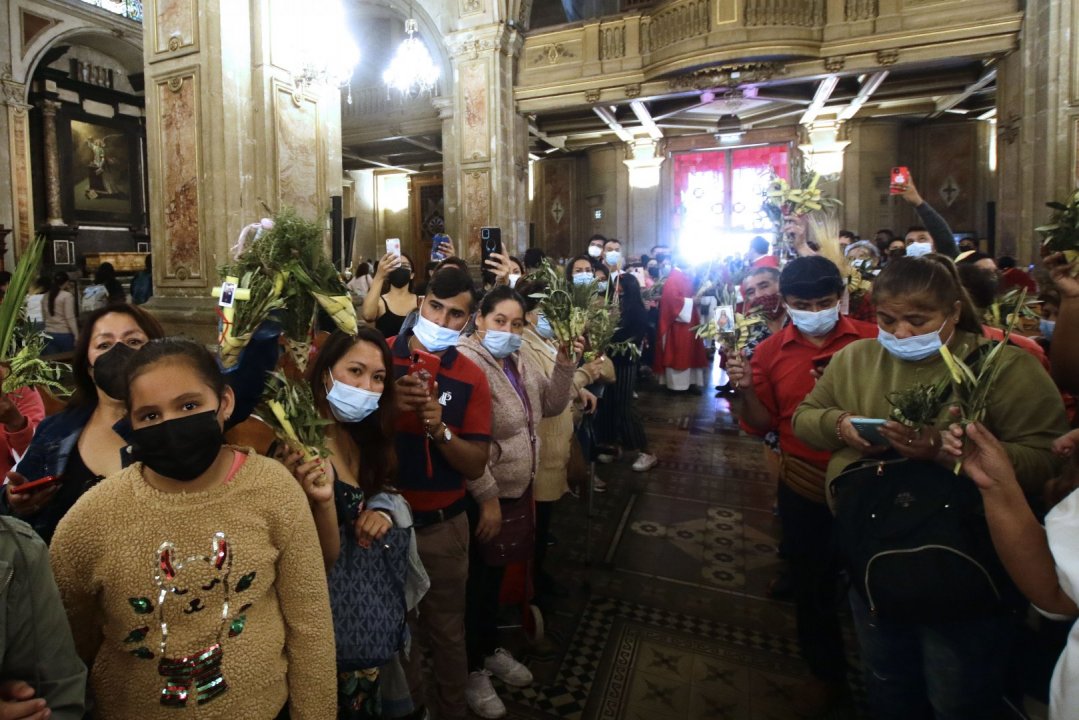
[443,426,452,442]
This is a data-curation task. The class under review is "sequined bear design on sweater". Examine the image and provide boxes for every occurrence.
[125,532,257,707]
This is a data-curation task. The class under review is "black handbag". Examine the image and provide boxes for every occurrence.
[830,455,1015,622]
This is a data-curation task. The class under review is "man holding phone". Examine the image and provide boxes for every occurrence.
[389,266,492,720]
[890,173,959,258]
[727,257,876,716]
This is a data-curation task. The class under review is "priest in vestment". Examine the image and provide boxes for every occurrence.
[654,264,708,392]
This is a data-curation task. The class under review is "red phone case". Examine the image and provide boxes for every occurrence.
[9,475,60,495]
[890,166,909,194]
[409,351,440,392]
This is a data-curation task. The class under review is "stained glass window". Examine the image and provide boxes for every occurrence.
[76,0,143,22]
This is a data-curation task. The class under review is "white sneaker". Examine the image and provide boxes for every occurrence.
[484,647,534,687]
[597,452,616,464]
[632,453,658,472]
[465,670,506,719]
[593,477,608,494]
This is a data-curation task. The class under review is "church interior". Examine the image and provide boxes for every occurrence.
[2,0,1079,719]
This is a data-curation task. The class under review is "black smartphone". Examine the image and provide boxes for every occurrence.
[480,227,502,269]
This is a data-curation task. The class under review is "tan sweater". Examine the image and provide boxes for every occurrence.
[44,290,78,336]
[458,335,575,502]
[50,450,336,720]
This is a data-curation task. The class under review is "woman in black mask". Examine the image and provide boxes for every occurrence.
[1,304,164,543]
[362,251,418,339]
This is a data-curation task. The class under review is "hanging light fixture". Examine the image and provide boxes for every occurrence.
[290,0,359,103]
[383,16,440,98]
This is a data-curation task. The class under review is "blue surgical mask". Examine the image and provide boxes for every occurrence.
[535,313,555,340]
[325,374,382,423]
[605,250,622,266]
[1040,318,1056,342]
[482,329,522,359]
[877,320,950,362]
[412,314,462,352]
[573,273,594,286]
[787,305,840,337]
[597,281,609,293]
[906,241,933,258]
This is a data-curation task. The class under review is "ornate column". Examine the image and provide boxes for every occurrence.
[140,0,343,340]
[1,71,34,256]
[38,99,64,226]
[446,24,529,263]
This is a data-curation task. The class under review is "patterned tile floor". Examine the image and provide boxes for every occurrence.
[485,367,869,720]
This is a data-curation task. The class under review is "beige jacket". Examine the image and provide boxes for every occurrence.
[458,335,575,502]
[520,329,593,502]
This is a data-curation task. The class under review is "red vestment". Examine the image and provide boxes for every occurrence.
[654,268,708,374]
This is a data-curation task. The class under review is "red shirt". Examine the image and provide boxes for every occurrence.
[999,267,1037,294]
[748,316,878,468]
[982,325,1049,371]
[751,255,780,269]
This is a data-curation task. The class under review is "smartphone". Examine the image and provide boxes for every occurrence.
[386,238,401,258]
[409,350,441,393]
[850,418,889,446]
[812,352,835,371]
[9,475,60,495]
[480,227,502,269]
[889,166,910,194]
[629,267,647,286]
[431,233,450,262]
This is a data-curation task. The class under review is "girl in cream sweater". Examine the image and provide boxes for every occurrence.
[50,339,335,719]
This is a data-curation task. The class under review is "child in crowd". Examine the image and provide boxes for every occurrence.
[50,339,335,719]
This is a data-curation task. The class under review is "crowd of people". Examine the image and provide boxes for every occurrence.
[2,178,1079,720]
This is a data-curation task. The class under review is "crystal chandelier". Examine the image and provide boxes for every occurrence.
[291,0,359,103]
[383,18,440,98]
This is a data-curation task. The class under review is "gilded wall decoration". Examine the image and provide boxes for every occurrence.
[600,26,626,61]
[460,61,490,162]
[667,62,786,91]
[150,0,198,58]
[157,72,201,282]
[460,0,483,15]
[7,105,33,253]
[876,49,899,66]
[643,0,710,54]
[533,43,576,66]
[461,170,490,261]
[274,86,322,219]
[744,0,823,27]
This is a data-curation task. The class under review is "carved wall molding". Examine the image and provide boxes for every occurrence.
[824,56,845,72]
[876,49,899,66]
[667,62,787,91]
[585,88,601,103]
[625,83,642,98]
[0,65,27,108]
[844,0,878,21]
[642,0,710,54]
[744,0,825,27]
[532,43,576,65]
[997,113,1019,144]
[600,25,626,60]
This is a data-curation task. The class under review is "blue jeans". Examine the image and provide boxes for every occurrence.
[43,332,75,356]
[849,589,1019,720]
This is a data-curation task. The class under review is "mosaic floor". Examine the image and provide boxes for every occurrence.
[485,364,868,720]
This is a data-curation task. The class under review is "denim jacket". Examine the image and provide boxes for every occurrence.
[2,405,133,544]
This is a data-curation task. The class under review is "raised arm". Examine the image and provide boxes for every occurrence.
[361,253,397,323]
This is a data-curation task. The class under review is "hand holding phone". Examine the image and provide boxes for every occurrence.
[409,350,440,394]
[431,233,451,262]
[386,238,402,258]
[8,475,60,495]
[480,227,502,269]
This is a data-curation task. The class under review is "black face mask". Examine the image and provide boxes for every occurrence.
[92,343,137,400]
[130,410,225,482]
[388,268,411,288]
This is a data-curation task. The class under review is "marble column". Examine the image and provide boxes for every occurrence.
[38,99,64,226]
[446,23,529,263]
[140,0,343,340]
[994,0,1078,263]
[1,76,34,256]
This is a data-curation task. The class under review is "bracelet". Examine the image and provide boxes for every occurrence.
[835,412,852,442]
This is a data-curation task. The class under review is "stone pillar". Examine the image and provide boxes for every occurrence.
[141,0,343,340]
[995,0,1078,263]
[38,100,64,226]
[1,75,34,257]
[446,24,529,263]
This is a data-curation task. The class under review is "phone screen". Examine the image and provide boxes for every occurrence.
[851,418,888,446]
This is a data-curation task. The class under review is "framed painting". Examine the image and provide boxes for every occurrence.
[59,110,144,226]
[53,239,74,266]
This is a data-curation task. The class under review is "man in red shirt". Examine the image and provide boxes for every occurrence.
[392,267,492,720]
[728,256,877,715]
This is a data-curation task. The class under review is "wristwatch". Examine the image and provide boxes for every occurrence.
[428,422,452,444]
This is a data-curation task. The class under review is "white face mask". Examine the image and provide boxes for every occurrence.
[587,245,603,258]
[413,314,462,352]
[325,374,382,423]
[786,304,840,337]
[877,319,950,362]
[508,273,521,288]
[481,329,523,359]
[605,250,622,266]
[906,241,933,257]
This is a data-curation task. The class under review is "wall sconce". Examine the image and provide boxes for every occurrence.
[624,138,664,189]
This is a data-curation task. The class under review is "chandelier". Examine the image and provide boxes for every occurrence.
[383,18,440,98]
[291,0,359,103]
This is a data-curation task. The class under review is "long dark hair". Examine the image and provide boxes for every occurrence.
[47,272,69,317]
[564,254,597,283]
[123,338,225,412]
[306,328,397,497]
[479,284,526,317]
[381,252,416,295]
[872,255,982,334]
[71,304,166,409]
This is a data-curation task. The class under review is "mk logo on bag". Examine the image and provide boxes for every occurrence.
[894,491,916,508]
